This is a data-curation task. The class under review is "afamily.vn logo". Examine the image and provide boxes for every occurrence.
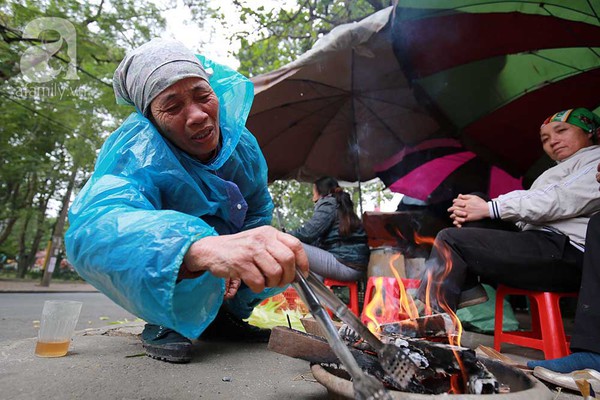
[19,17,79,83]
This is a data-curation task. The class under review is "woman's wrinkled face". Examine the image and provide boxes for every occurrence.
[540,121,593,162]
[150,77,220,162]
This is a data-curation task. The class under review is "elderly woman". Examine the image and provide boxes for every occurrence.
[65,39,308,363]
[421,108,600,312]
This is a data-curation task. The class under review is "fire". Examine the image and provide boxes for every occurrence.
[414,232,435,246]
[362,276,397,332]
[389,254,419,320]
[362,231,468,392]
[433,242,463,348]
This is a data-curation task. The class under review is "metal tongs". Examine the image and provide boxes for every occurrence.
[294,271,419,397]
[293,271,392,400]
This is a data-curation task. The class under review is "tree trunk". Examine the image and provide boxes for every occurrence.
[0,180,24,247]
[22,194,52,275]
[16,174,37,278]
[16,213,32,278]
[41,168,77,286]
[0,217,17,247]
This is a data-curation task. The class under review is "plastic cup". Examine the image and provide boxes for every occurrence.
[35,300,83,358]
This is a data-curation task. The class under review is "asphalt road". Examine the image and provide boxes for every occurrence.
[0,292,137,343]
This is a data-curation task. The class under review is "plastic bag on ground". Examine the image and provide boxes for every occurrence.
[456,284,519,333]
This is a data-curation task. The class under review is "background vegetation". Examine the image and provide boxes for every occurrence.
[0,0,395,279]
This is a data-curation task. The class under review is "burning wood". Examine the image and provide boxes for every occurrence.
[269,325,499,395]
[338,323,499,394]
[268,326,393,387]
[379,313,455,339]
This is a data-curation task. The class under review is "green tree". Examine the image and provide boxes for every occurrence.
[269,180,314,231]
[0,0,197,277]
[232,0,390,77]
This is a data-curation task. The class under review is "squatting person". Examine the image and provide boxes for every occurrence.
[65,39,308,363]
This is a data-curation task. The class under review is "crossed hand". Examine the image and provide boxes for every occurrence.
[447,194,490,228]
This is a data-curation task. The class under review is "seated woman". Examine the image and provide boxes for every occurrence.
[421,108,600,311]
[290,177,370,281]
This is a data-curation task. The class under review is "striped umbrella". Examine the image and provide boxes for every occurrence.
[375,138,523,203]
[391,0,600,175]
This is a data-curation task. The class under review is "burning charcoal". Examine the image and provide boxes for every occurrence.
[338,324,376,352]
[268,326,399,389]
[271,325,502,395]
[376,335,499,394]
[459,347,499,394]
[379,313,455,339]
[468,371,498,394]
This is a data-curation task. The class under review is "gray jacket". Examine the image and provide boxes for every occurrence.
[488,145,600,248]
[291,196,370,269]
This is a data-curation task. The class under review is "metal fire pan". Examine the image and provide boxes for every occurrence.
[311,358,553,400]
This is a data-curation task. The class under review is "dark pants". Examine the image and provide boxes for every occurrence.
[571,214,600,353]
[424,222,584,311]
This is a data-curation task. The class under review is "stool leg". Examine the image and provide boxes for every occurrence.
[493,286,506,352]
[538,293,569,359]
[349,285,359,316]
[529,295,541,338]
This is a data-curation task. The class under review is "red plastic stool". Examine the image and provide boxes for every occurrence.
[360,276,421,325]
[323,278,360,316]
[493,285,578,359]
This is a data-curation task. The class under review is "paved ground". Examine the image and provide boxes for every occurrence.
[0,279,97,293]
[0,279,583,399]
[0,292,137,342]
[1,322,327,400]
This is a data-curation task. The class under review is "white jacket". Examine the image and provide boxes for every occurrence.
[488,145,600,248]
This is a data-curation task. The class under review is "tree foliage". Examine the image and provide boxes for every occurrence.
[269,180,314,231]
[232,0,390,77]
[0,0,173,274]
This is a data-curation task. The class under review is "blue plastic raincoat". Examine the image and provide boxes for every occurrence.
[65,56,282,339]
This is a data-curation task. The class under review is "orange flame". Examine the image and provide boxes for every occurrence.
[392,226,406,241]
[424,270,433,316]
[428,235,467,390]
[432,241,463,348]
[362,230,469,393]
[414,232,435,246]
[389,255,419,320]
[363,277,383,332]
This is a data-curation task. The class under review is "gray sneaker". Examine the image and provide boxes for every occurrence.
[457,284,489,309]
[141,324,192,363]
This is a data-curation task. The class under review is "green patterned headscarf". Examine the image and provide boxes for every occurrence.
[542,108,600,135]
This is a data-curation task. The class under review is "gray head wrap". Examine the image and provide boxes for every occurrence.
[113,38,209,117]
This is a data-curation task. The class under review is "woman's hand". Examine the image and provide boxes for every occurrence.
[183,226,309,293]
[596,162,600,185]
[224,278,241,300]
[447,194,490,227]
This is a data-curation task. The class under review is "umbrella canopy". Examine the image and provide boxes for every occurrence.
[249,1,600,183]
[248,7,441,183]
[391,0,600,175]
[374,138,523,203]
